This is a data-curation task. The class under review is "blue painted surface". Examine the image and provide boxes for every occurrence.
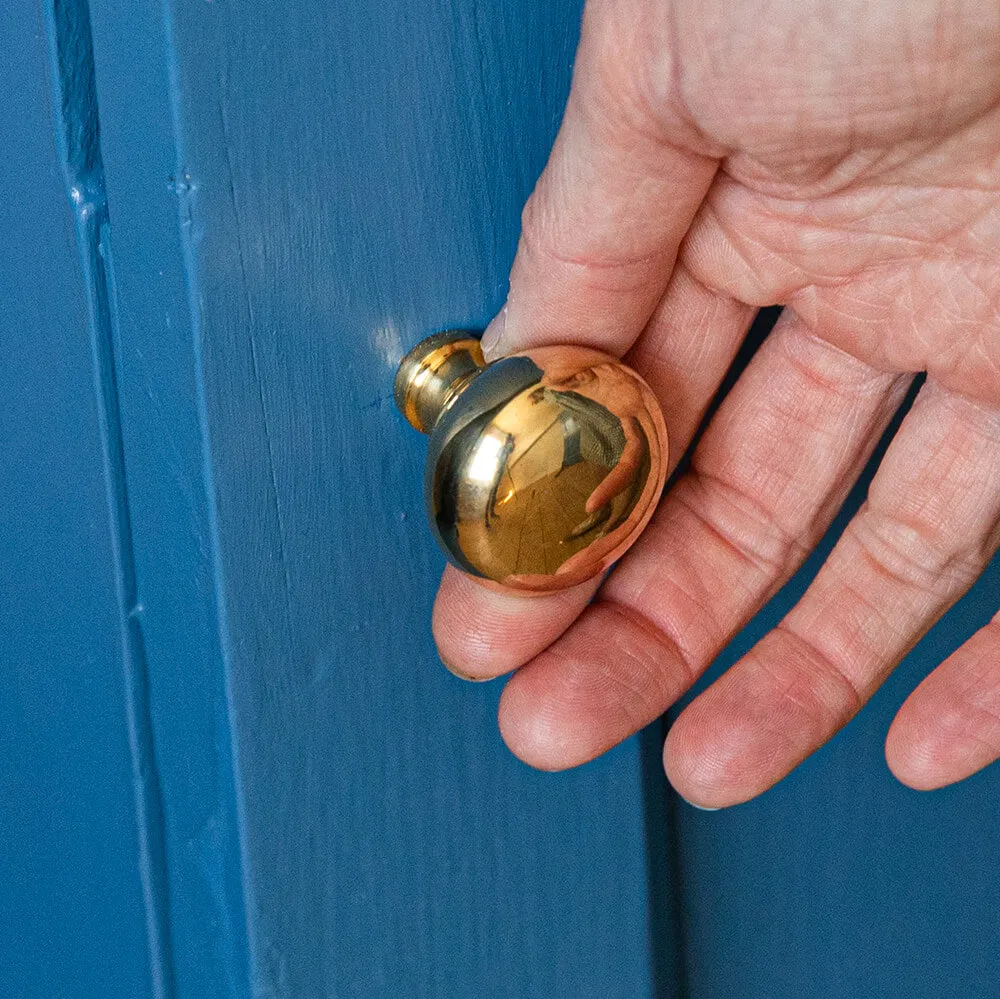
[86,0,675,996]
[0,2,156,995]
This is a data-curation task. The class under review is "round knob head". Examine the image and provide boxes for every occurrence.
[423,343,668,594]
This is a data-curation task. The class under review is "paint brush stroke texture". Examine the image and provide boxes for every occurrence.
[1,2,158,994]
[86,0,675,996]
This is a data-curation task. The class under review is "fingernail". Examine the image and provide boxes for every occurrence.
[440,656,491,683]
[682,798,721,812]
[480,304,508,361]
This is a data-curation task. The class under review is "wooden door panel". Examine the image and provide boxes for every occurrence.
[1,2,160,994]
[87,1,678,995]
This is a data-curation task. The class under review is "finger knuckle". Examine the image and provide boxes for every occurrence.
[850,506,985,598]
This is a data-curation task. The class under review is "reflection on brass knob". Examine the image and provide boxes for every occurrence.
[395,330,668,594]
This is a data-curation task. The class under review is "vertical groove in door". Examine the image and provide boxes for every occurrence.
[640,719,689,999]
[43,3,176,997]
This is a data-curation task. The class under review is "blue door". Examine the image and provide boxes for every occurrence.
[4,1,998,996]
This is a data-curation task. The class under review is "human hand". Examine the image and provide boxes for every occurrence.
[433,0,1000,807]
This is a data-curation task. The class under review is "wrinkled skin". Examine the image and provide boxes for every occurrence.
[433,0,1000,808]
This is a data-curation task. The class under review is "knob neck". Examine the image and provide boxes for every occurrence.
[394,330,486,433]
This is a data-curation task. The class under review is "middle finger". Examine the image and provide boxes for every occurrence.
[497,310,909,768]
[433,262,754,677]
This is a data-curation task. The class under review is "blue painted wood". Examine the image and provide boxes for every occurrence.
[64,1,255,996]
[86,0,678,996]
[668,313,1000,999]
[0,2,160,995]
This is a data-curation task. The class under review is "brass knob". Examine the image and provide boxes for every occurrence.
[395,330,668,594]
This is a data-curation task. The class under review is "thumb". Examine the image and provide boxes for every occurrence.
[483,0,721,361]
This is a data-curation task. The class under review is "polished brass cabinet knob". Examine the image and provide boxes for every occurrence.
[395,330,668,594]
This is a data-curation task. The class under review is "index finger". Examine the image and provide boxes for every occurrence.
[433,0,731,678]
[433,265,754,678]
[480,0,719,361]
